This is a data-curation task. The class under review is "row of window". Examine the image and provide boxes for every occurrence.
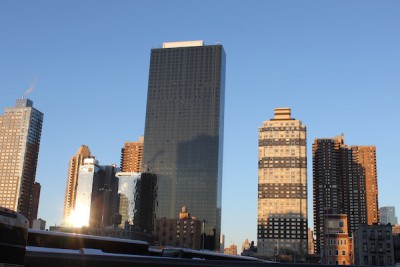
[362,242,391,252]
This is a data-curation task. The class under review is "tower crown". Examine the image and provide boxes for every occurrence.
[272,107,293,120]
[15,98,33,107]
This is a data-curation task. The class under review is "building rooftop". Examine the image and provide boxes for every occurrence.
[15,98,33,108]
[162,40,204,48]
[270,107,295,121]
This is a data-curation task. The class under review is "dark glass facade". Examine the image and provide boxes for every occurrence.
[143,42,225,250]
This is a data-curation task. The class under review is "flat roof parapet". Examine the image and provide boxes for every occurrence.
[162,40,204,48]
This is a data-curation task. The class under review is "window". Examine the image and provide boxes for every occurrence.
[342,250,346,256]
[369,230,375,239]
[386,230,390,239]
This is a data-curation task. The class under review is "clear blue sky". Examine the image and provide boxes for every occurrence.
[1,1,399,249]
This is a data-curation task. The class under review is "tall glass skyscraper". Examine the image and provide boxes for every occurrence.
[0,98,43,225]
[73,158,119,228]
[143,40,225,250]
[116,171,141,226]
[380,206,398,225]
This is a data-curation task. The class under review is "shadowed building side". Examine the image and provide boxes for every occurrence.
[142,40,225,250]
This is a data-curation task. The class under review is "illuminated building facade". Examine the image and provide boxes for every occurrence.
[308,228,315,255]
[121,136,144,172]
[323,214,352,265]
[351,146,379,226]
[257,108,308,260]
[63,145,92,224]
[73,158,119,228]
[224,244,238,255]
[0,98,43,224]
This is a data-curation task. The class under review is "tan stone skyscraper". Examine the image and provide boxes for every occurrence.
[0,98,43,224]
[257,108,308,260]
[351,146,379,225]
[120,136,143,172]
[63,145,92,224]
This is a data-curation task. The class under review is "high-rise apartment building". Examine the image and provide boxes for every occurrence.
[380,206,398,225]
[121,136,144,172]
[63,145,92,224]
[313,136,346,254]
[351,146,379,225]
[143,40,225,250]
[257,108,308,260]
[313,135,379,255]
[0,98,43,224]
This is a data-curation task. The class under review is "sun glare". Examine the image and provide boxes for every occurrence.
[68,207,90,228]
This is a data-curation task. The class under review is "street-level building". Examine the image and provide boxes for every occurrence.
[153,206,202,250]
[32,218,46,230]
[224,244,238,255]
[323,214,352,265]
[353,224,394,266]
